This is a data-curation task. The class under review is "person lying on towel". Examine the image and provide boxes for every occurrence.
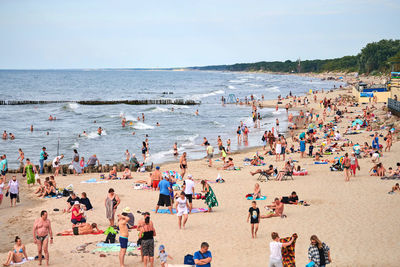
[57,223,100,236]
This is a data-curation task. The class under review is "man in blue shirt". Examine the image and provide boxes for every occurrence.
[0,154,8,178]
[194,242,212,267]
[39,147,47,174]
[155,175,173,214]
[372,132,379,150]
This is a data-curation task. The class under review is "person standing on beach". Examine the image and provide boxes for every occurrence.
[173,142,178,156]
[269,232,294,267]
[52,154,63,177]
[299,138,306,158]
[180,152,188,178]
[237,126,242,144]
[308,235,331,267]
[7,176,19,207]
[23,158,37,186]
[151,166,162,190]
[125,149,130,162]
[39,147,47,174]
[105,188,121,226]
[1,154,8,179]
[142,141,148,162]
[0,177,4,206]
[183,174,195,212]
[343,153,351,182]
[155,176,173,214]
[247,201,260,239]
[140,216,156,267]
[175,191,189,229]
[33,210,53,266]
[194,242,212,267]
[118,213,130,267]
[201,180,218,212]
[206,144,214,167]
[17,148,25,165]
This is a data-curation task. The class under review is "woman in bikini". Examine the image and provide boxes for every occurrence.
[3,236,28,266]
[342,153,351,182]
[179,152,187,179]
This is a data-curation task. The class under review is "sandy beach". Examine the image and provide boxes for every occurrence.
[1,81,400,267]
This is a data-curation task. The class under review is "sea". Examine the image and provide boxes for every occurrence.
[0,70,344,169]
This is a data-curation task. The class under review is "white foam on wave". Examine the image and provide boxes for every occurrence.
[150,107,169,113]
[132,121,154,130]
[149,149,174,163]
[87,130,107,139]
[265,86,280,93]
[68,102,79,110]
[248,83,262,87]
[177,134,199,148]
[191,90,224,101]
[229,79,243,83]
[211,121,225,128]
[71,142,79,149]
[228,85,236,90]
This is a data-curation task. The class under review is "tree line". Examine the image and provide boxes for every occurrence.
[190,39,400,74]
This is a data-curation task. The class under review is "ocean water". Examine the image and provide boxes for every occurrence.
[0,70,343,168]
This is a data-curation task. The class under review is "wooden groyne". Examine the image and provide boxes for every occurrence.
[0,99,200,105]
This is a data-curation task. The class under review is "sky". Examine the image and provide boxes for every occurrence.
[0,0,399,69]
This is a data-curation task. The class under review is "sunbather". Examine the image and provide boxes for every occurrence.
[108,166,117,180]
[122,166,132,179]
[253,183,261,199]
[56,223,99,236]
[250,165,274,176]
[220,157,235,170]
[391,183,400,193]
[275,161,292,181]
[261,198,285,219]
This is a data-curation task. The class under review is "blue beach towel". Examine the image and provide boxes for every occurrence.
[246,196,267,200]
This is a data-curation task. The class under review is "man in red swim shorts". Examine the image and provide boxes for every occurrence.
[151,166,162,190]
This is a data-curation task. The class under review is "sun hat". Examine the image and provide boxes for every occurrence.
[74,201,80,205]
[187,174,193,178]
[123,207,131,213]
[159,245,165,251]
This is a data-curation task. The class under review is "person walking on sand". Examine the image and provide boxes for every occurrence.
[140,216,156,267]
[269,232,294,267]
[23,158,37,187]
[247,201,260,239]
[52,154,63,177]
[33,210,53,266]
[175,191,189,229]
[118,213,130,267]
[206,144,214,167]
[201,180,218,212]
[17,148,25,165]
[6,176,19,207]
[105,188,120,226]
[308,235,332,267]
[343,153,351,182]
[349,152,359,177]
[179,152,187,178]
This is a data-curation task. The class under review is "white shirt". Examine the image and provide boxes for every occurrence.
[52,156,62,167]
[184,179,195,195]
[269,241,283,261]
[0,182,4,194]
[177,197,187,209]
[8,180,19,194]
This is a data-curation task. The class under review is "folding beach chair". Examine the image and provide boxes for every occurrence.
[257,171,271,182]
[281,170,294,181]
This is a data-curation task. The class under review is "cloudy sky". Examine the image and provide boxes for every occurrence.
[0,0,399,69]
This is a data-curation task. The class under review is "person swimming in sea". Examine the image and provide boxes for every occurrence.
[122,117,126,127]
[195,109,199,116]
[156,122,160,126]
[97,127,102,135]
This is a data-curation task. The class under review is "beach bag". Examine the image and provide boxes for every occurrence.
[43,152,48,160]
[105,232,116,243]
[306,261,315,267]
[184,254,195,265]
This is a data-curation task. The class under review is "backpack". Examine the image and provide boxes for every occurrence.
[184,254,194,265]
[43,152,48,160]
[105,232,116,243]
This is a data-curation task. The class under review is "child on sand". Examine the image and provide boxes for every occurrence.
[158,245,173,267]
[247,201,260,238]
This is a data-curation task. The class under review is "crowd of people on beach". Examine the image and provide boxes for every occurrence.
[2,80,400,267]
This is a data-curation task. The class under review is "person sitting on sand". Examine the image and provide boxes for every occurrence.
[71,201,86,226]
[35,177,50,195]
[122,166,132,179]
[261,198,285,219]
[2,236,28,266]
[40,181,56,198]
[281,191,299,204]
[275,161,292,181]
[370,163,385,177]
[129,154,140,169]
[108,166,117,180]
[64,192,80,213]
[253,183,261,199]
[386,167,395,177]
[220,157,235,170]
[250,154,262,166]
[250,164,274,176]
[56,223,99,236]
[80,192,93,211]
[390,183,400,193]
[371,151,381,163]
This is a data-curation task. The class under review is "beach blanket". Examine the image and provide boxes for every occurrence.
[44,195,63,199]
[246,196,267,200]
[58,230,104,236]
[81,178,108,184]
[314,161,328,164]
[10,257,34,265]
[133,183,152,190]
[280,233,298,267]
[93,242,137,253]
[152,208,208,214]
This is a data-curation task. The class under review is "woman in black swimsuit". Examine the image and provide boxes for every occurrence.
[142,142,147,161]
[140,216,156,267]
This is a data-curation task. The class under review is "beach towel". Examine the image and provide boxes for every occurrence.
[280,233,298,267]
[58,230,104,236]
[44,195,62,199]
[246,196,267,200]
[81,178,108,184]
[105,197,114,220]
[93,242,137,253]
[152,208,208,214]
[10,257,34,265]
[314,161,328,164]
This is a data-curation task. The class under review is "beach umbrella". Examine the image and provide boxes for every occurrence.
[308,123,316,129]
[352,119,363,127]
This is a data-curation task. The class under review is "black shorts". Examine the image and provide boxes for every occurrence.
[1,170,7,176]
[180,164,187,169]
[10,193,18,199]
[185,194,193,203]
[157,194,171,207]
[250,218,259,224]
